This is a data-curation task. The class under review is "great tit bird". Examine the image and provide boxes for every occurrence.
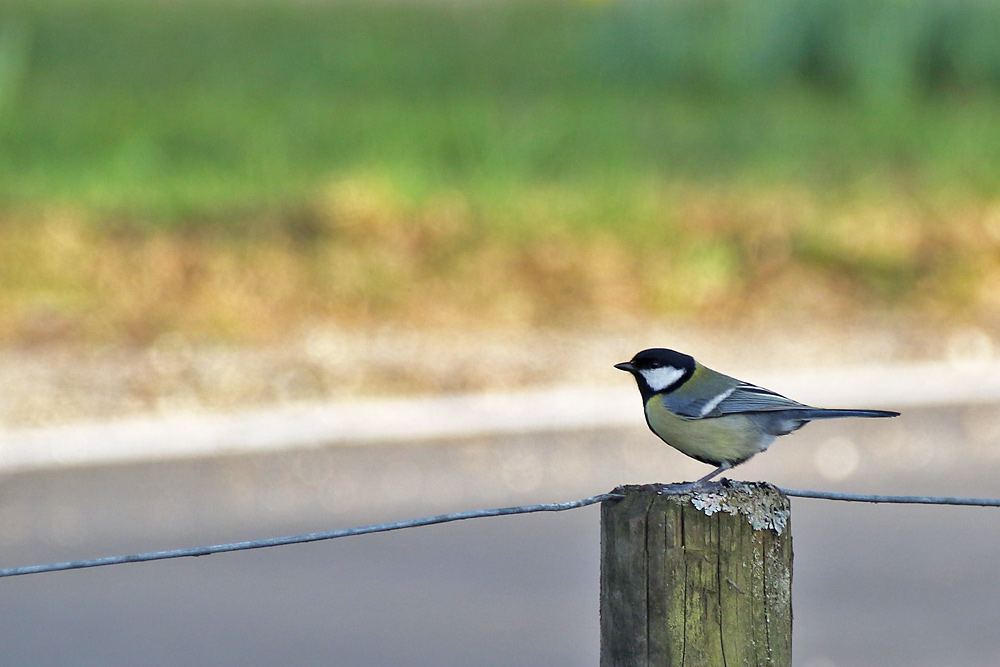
[616,348,899,488]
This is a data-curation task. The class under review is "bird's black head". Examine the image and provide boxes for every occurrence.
[615,348,695,397]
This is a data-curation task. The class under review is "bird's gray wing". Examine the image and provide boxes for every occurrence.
[712,383,811,415]
[663,382,810,420]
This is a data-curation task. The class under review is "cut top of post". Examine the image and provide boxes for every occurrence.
[646,480,792,535]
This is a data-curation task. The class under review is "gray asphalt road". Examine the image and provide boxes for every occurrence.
[2,405,999,666]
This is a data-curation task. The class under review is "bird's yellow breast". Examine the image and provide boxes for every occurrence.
[644,396,774,466]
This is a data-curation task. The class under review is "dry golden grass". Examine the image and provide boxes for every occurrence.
[3,180,1000,347]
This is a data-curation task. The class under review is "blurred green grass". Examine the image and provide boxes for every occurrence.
[2,0,1000,219]
[1,0,1000,342]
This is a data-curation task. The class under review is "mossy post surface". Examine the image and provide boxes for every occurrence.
[600,482,792,667]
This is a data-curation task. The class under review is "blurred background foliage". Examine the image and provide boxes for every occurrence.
[1,0,1000,345]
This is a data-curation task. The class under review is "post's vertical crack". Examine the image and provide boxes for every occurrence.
[679,499,687,667]
[717,512,729,667]
[762,533,772,666]
[644,497,652,667]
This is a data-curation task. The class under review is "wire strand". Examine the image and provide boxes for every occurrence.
[4,486,1000,580]
[0,493,618,579]
[779,487,1000,506]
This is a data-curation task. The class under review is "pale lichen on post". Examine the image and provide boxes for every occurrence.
[685,481,790,535]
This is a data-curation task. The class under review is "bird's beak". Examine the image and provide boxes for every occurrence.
[614,362,635,373]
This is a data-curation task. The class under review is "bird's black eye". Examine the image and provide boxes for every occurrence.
[645,359,662,368]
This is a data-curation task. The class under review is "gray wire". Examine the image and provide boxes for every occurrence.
[779,487,1000,506]
[4,486,1000,580]
[0,492,618,579]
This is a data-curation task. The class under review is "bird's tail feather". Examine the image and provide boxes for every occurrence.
[798,408,899,420]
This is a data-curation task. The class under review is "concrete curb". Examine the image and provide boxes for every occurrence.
[1,360,998,472]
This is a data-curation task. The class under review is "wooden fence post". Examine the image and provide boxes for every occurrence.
[600,482,792,667]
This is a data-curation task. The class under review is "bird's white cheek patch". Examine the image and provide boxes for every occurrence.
[640,366,686,392]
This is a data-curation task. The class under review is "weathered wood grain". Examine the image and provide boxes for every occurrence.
[601,482,792,667]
